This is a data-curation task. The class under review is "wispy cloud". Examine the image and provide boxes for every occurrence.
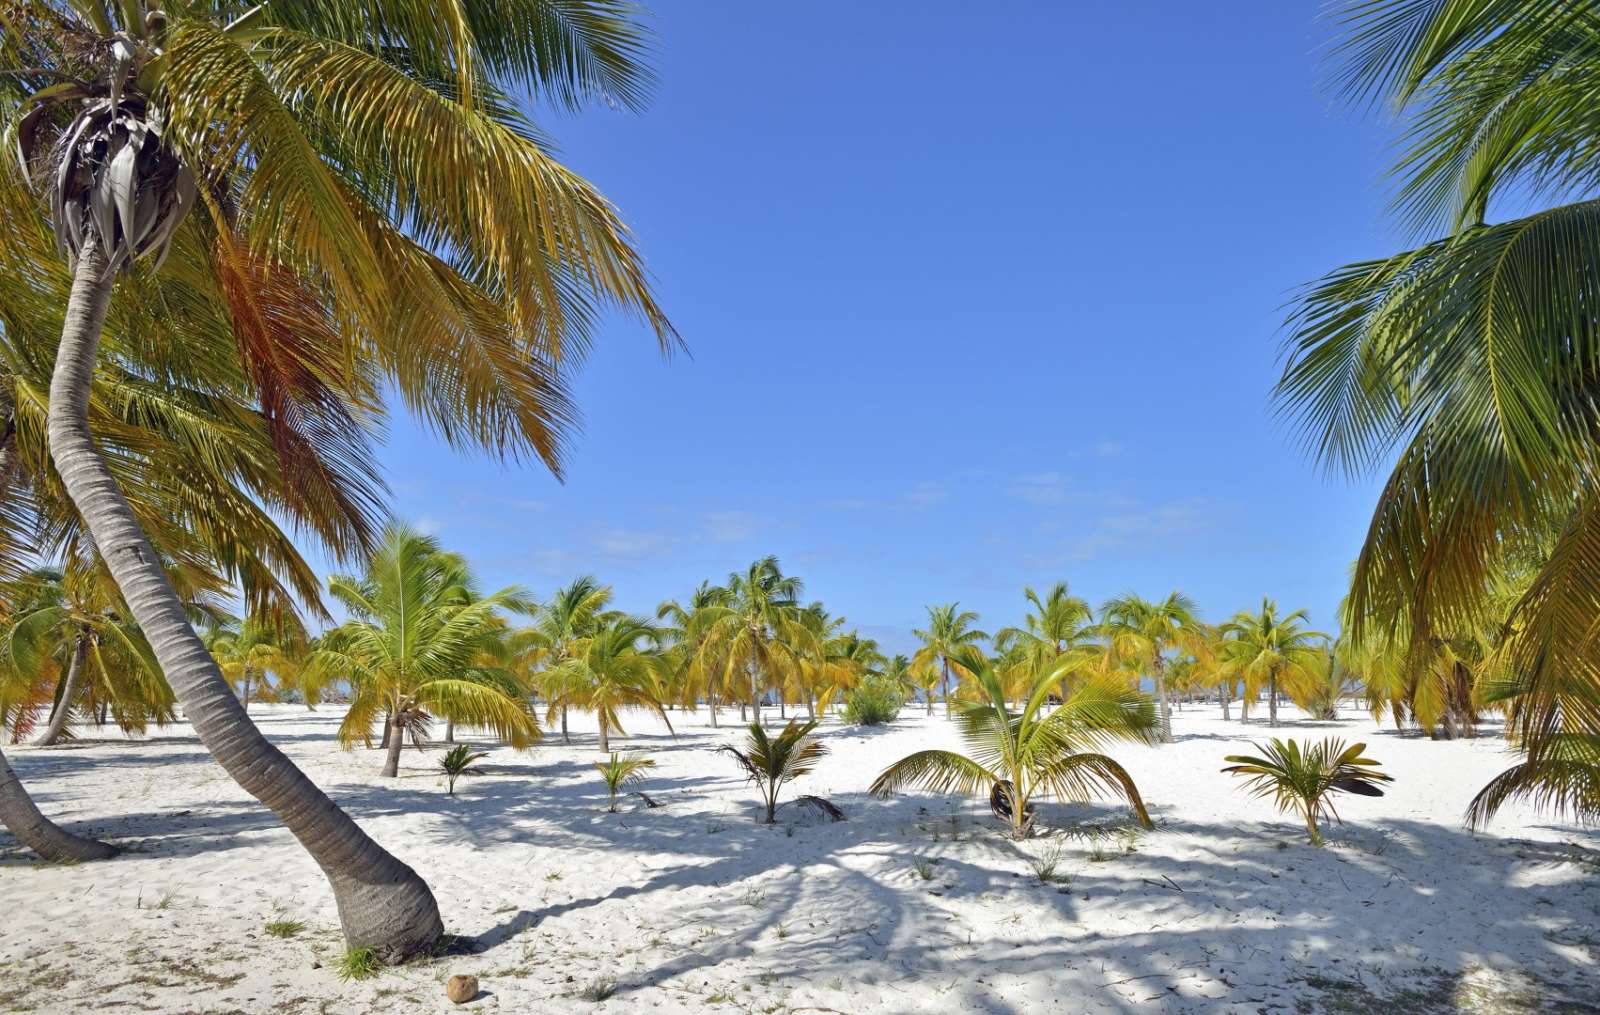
[905,481,946,508]
[822,481,946,512]
[592,527,676,559]
[1007,471,1071,505]
[703,510,762,543]
[1058,497,1217,561]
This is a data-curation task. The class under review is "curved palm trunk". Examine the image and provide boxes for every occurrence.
[48,246,441,961]
[0,416,117,862]
[597,714,609,753]
[0,745,117,862]
[36,634,88,746]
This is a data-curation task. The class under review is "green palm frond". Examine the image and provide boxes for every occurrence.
[1223,737,1392,844]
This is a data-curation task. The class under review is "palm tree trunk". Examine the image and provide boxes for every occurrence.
[381,714,406,777]
[240,667,252,715]
[941,658,950,716]
[1152,657,1172,743]
[1268,673,1279,727]
[1219,683,1231,721]
[925,685,934,715]
[560,704,569,743]
[47,244,441,961]
[37,634,88,746]
[97,700,109,727]
[0,744,117,862]
[444,717,454,744]
[598,715,609,753]
[708,686,719,728]
[379,710,392,750]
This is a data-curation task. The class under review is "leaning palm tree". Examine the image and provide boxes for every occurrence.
[871,646,1158,839]
[1222,738,1391,846]
[1278,1,1600,827]
[720,719,828,824]
[697,558,817,727]
[306,525,540,778]
[4,0,673,959]
[1,560,170,746]
[1215,599,1328,728]
[1100,591,1205,742]
[911,603,988,716]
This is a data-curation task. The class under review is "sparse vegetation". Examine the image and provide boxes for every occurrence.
[595,752,656,812]
[1223,738,1392,846]
[265,919,306,939]
[438,744,490,795]
[337,946,381,982]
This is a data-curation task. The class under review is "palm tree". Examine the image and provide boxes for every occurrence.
[543,614,671,752]
[1100,592,1205,742]
[697,558,816,727]
[307,525,540,778]
[524,576,614,744]
[1277,2,1600,826]
[2,561,169,746]
[911,603,988,716]
[656,582,733,726]
[720,719,827,824]
[438,745,488,796]
[871,646,1158,839]
[1222,738,1391,846]
[206,615,305,714]
[1216,599,1328,728]
[5,0,674,958]
[595,753,655,812]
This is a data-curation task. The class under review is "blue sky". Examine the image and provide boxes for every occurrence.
[336,3,1405,654]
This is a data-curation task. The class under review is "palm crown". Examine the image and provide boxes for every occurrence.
[872,645,1159,839]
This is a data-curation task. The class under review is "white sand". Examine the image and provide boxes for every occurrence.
[2,702,1597,1013]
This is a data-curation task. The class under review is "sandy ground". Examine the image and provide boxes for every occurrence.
[1,700,1598,1014]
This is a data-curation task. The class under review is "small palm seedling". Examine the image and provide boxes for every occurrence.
[870,646,1158,839]
[595,753,656,812]
[438,745,489,795]
[264,918,306,939]
[1222,738,1392,846]
[720,719,828,824]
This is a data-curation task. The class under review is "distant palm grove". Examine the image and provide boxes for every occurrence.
[0,0,1596,984]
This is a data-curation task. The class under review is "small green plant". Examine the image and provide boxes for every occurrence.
[594,752,655,812]
[337,946,381,981]
[1222,737,1392,846]
[1028,841,1072,884]
[438,744,489,795]
[720,719,828,824]
[912,858,936,881]
[577,977,617,1001]
[841,673,907,726]
[264,918,305,939]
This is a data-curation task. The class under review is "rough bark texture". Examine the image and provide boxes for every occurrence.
[382,716,405,777]
[47,246,441,961]
[36,634,87,746]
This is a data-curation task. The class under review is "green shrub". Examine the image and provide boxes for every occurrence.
[842,674,906,726]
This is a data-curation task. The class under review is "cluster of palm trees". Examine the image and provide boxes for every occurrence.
[907,584,1338,742]
[1279,0,1600,827]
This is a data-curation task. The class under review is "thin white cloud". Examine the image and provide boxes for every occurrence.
[1008,471,1070,505]
[703,510,761,543]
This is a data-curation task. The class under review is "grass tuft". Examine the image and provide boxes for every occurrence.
[577,976,617,1001]
[337,945,381,982]
[265,919,306,939]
